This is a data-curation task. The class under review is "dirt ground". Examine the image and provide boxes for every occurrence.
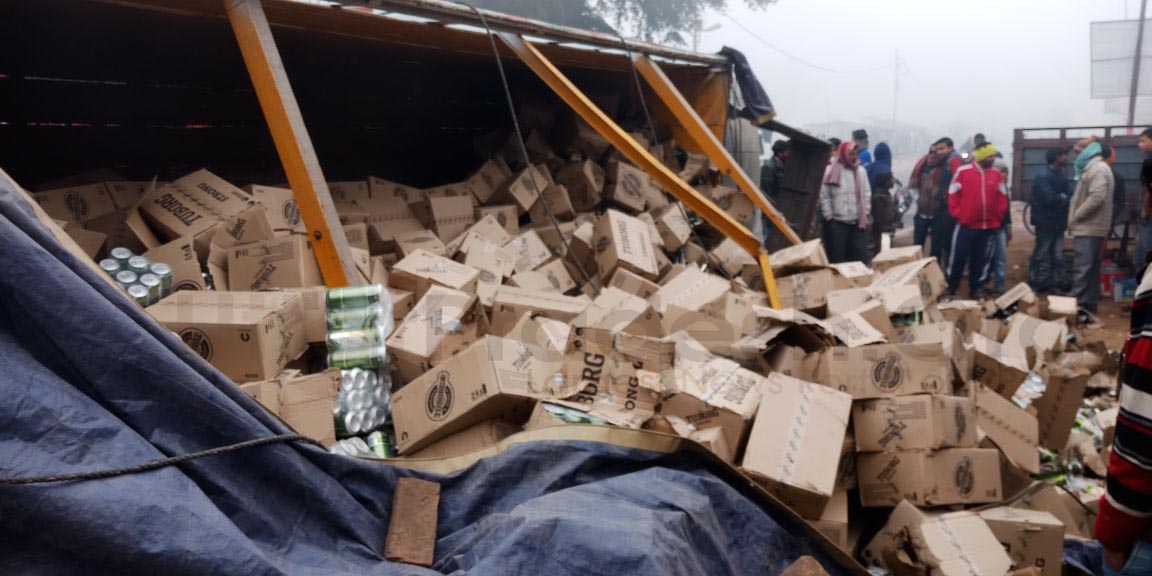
[892,201,1129,353]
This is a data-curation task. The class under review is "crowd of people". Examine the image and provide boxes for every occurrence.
[761,128,1152,324]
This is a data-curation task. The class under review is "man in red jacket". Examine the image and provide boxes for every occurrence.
[944,143,1008,298]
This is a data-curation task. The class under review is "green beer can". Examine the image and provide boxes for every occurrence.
[328,345,388,370]
[326,284,384,310]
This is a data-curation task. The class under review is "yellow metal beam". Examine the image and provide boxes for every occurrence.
[632,54,801,246]
[497,33,781,307]
[226,0,358,288]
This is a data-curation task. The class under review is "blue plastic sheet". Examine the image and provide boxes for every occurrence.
[0,179,856,575]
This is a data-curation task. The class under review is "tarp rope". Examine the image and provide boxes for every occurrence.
[458,1,602,295]
[0,434,322,486]
[612,32,732,280]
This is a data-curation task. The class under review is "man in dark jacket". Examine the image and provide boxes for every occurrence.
[1136,128,1152,274]
[1029,147,1070,294]
[760,140,790,200]
[911,138,963,266]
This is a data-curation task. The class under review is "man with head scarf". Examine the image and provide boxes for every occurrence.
[1068,140,1115,317]
[819,141,872,263]
[911,138,964,266]
[867,143,895,256]
[944,142,1009,299]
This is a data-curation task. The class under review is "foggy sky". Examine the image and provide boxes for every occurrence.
[698,0,1142,154]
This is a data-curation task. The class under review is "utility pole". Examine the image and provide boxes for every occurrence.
[1128,0,1148,126]
[891,50,899,146]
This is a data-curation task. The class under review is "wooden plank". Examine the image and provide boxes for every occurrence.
[225,0,358,287]
[384,477,440,567]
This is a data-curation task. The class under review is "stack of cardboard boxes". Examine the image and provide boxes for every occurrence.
[32,113,1114,575]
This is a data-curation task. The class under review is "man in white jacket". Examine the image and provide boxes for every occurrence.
[819,141,872,263]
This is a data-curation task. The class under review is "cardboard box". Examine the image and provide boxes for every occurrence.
[147,291,305,382]
[411,195,475,243]
[970,332,1029,399]
[104,180,151,210]
[768,239,829,275]
[871,245,924,273]
[894,321,972,385]
[247,185,306,234]
[938,300,983,341]
[808,489,850,553]
[528,184,576,225]
[975,384,1040,473]
[827,343,952,398]
[1045,295,1078,319]
[493,167,546,213]
[389,286,415,322]
[608,268,661,299]
[395,230,448,259]
[823,311,886,348]
[648,266,729,314]
[328,180,370,202]
[912,512,1014,576]
[995,282,1037,312]
[1002,314,1067,369]
[849,299,897,343]
[463,238,517,285]
[390,249,481,301]
[872,258,947,304]
[511,258,577,294]
[368,176,425,204]
[575,287,664,337]
[829,261,873,288]
[228,235,323,291]
[709,237,756,277]
[594,209,659,280]
[404,419,521,460]
[836,433,857,491]
[63,222,107,258]
[504,229,553,273]
[357,195,426,243]
[34,183,118,224]
[465,159,511,205]
[490,286,590,336]
[651,203,691,251]
[452,215,513,255]
[556,160,605,212]
[279,286,328,344]
[241,369,341,445]
[742,372,852,519]
[1012,484,1092,538]
[1033,363,1090,451]
[386,286,487,384]
[710,185,755,225]
[474,204,519,236]
[979,507,1063,576]
[604,161,649,212]
[776,269,837,312]
[555,328,663,429]
[391,335,559,453]
[145,235,207,291]
[853,394,977,452]
[138,170,259,258]
[857,448,1002,507]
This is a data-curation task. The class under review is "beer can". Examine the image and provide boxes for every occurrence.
[149,262,174,296]
[115,270,138,287]
[340,368,360,392]
[99,258,121,275]
[127,256,151,274]
[367,407,384,430]
[347,411,364,435]
[367,431,390,458]
[326,284,384,310]
[334,409,351,437]
[325,304,386,332]
[139,274,162,303]
[127,284,151,306]
[326,326,385,353]
[110,247,134,266]
[327,345,387,370]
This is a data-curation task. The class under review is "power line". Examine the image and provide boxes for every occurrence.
[721,13,892,75]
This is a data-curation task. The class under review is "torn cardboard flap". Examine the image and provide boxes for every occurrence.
[768,239,829,275]
[145,235,206,291]
[970,332,1030,399]
[872,258,947,304]
[823,311,886,348]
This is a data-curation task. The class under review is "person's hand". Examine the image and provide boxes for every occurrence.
[1104,546,1130,572]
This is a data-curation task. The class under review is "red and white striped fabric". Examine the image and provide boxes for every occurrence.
[1098,265,1152,551]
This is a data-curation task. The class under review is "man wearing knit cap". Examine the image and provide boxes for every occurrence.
[944,142,1009,299]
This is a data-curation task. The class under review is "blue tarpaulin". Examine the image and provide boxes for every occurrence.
[0,177,858,575]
